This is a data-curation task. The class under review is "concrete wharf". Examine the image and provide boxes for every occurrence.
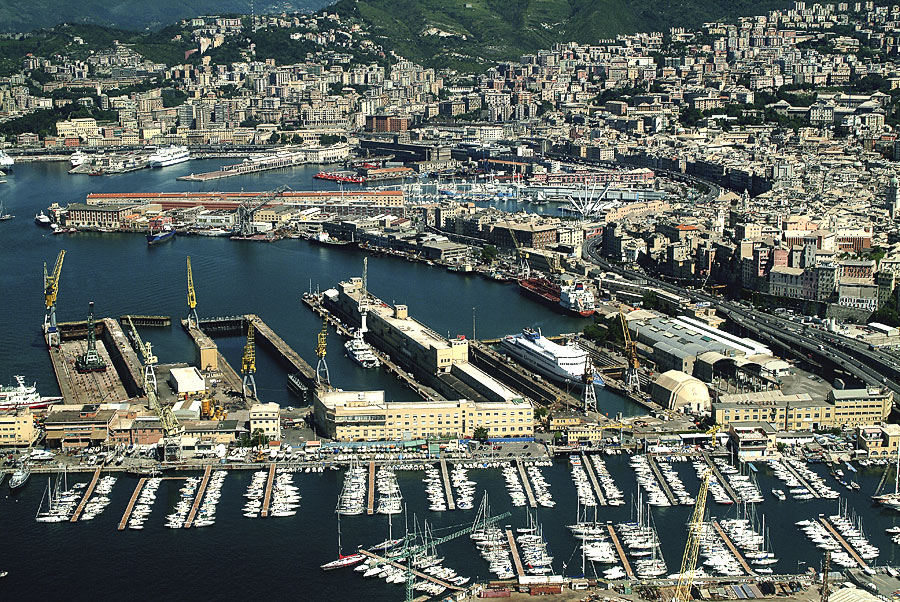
[516,459,537,508]
[184,465,212,528]
[506,528,526,579]
[357,550,463,591]
[711,520,755,576]
[819,517,870,570]
[70,467,101,522]
[607,525,634,579]
[261,463,276,518]
[702,453,740,504]
[439,459,456,511]
[781,461,822,499]
[580,453,607,506]
[118,478,147,531]
[367,461,376,516]
[645,455,678,506]
[246,314,317,384]
[177,151,309,181]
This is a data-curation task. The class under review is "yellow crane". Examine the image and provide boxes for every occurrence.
[315,318,330,385]
[673,426,720,602]
[241,319,257,399]
[43,250,66,347]
[125,316,181,438]
[186,256,199,329]
[619,307,640,392]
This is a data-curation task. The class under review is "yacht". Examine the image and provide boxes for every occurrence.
[345,330,381,369]
[34,211,52,227]
[70,150,87,167]
[9,466,30,491]
[499,328,588,383]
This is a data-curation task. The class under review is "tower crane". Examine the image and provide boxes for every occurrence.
[507,225,530,279]
[186,256,199,329]
[315,318,330,385]
[619,307,641,392]
[235,185,290,236]
[43,250,66,347]
[673,426,719,602]
[242,319,257,399]
[582,355,597,414]
[125,316,181,451]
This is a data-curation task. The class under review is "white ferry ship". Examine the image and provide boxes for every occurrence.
[499,328,592,383]
[0,376,63,410]
[148,145,190,167]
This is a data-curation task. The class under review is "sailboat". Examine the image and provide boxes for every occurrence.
[320,512,365,569]
[872,453,900,510]
[0,201,13,221]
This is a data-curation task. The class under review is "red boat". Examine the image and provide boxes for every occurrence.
[518,277,561,306]
[518,277,596,317]
[320,553,365,570]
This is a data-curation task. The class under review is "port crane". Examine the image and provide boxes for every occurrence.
[125,316,182,456]
[315,319,330,385]
[75,301,107,373]
[43,250,66,347]
[506,225,530,279]
[619,307,640,392]
[235,185,291,236]
[673,426,719,602]
[582,355,597,414]
[186,256,199,329]
[241,319,257,399]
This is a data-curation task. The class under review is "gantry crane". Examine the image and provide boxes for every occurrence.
[43,250,66,347]
[235,185,290,236]
[582,355,597,414]
[242,319,257,399]
[316,318,330,385]
[125,316,182,455]
[620,307,640,392]
[673,426,719,602]
[186,256,199,329]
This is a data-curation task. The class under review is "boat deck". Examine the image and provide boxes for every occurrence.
[516,459,538,508]
[184,466,212,528]
[646,455,677,506]
[261,463,276,518]
[607,525,634,579]
[782,461,822,499]
[358,550,463,591]
[367,461,376,516]
[70,467,101,522]
[506,528,526,579]
[819,517,870,570]
[439,459,456,511]
[580,453,607,506]
[711,520,755,576]
[702,453,740,504]
[118,478,147,531]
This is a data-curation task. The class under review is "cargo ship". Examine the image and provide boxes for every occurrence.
[147,225,175,245]
[517,277,595,317]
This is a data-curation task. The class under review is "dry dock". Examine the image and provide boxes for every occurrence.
[261,463,276,518]
[70,467,101,522]
[607,525,634,579]
[711,520,755,576]
[184,465,212,528]
[367,461,376,516]
[580,454,607,506]
[439,459,456,511]
[516,459,537,508]
[247,314,317,383]
[118,478,147,531]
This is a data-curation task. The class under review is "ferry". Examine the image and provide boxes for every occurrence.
[0,376,63,410]
[0,150,13,170]
[499,328,591,383]
[148,145,190,167]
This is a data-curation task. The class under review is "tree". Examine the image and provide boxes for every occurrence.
[473,426,489,441]
[480,245,498,264]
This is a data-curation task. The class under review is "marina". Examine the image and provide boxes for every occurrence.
[580,452,607,506]
[711,520,756,576]
[183,466,212,528]
[69,467,101,522]
[118,478,147,531]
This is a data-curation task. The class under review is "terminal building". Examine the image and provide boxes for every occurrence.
[313,389,534,442]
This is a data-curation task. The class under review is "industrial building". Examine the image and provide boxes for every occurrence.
[0,409,38,446]
[249,402,282,441]
[649,370,712,414]
[313,389,534,442]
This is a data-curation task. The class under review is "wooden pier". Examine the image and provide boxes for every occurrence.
[702,453,740,504]
[71,467,101,522]
[580,454,607,506]
[646,455,677,505]
[439,459,456,511]
[118,478,147,531]
[506,528,525,579]
[516,459,538,508]
[261,463,276,518]
[184,466,212,529]
[367,461,376,516]
[819,517,870,570]
[607,525,634,579]
[711,520,755,576]
[782,461,821,499]
[357,550,463,591]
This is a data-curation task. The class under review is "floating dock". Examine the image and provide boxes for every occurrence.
[702,453,740,504]
[70,467,101,522]
[120,315,171,327]
[357,550,463,591]
[782,461,822,499]
[819,517,870,570]
[184,466,212,529]
[367,461,376,516]
[607,525,634,579]
[516,459,537,508]
[261,463,276,518]
[506,528,525,579]
[247,314,317,384]
[646,455,677,506]
[711,520,755,576]
[439,459,456,511]
[118,478,147,531]
[580,453,607,506]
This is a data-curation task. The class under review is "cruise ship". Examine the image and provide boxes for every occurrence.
[148,145,190,167]
[0,376,63,410]
[499,328,588,382]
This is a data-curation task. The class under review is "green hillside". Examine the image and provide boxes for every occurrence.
[333,0,796,71]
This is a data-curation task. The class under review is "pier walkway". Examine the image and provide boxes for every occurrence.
[702,453,740,504]
[516,459,537,508]
[782,461,821,499]
[439,459,456,511]
[358,550,463,591]
[607,525,634,579]
[711,520,755,576]
[261,463,276,518]
[184,466,212,529]
[819,517,870,570]
[506,528,525,579]
[118,478,147,531]
[71,467,101,522]
[247,314,317,383]
[646,455,677,506]
[581,454,607,506]
[367,461,376,516]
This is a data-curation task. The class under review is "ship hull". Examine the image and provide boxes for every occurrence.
[147,230,175,245]
[149,156,190,167]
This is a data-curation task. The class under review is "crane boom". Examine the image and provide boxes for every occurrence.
[242,320,257,399]
[125,316,180,437]
[186,256,199,329]
[43,250,66,347]
[620,307,640,392]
